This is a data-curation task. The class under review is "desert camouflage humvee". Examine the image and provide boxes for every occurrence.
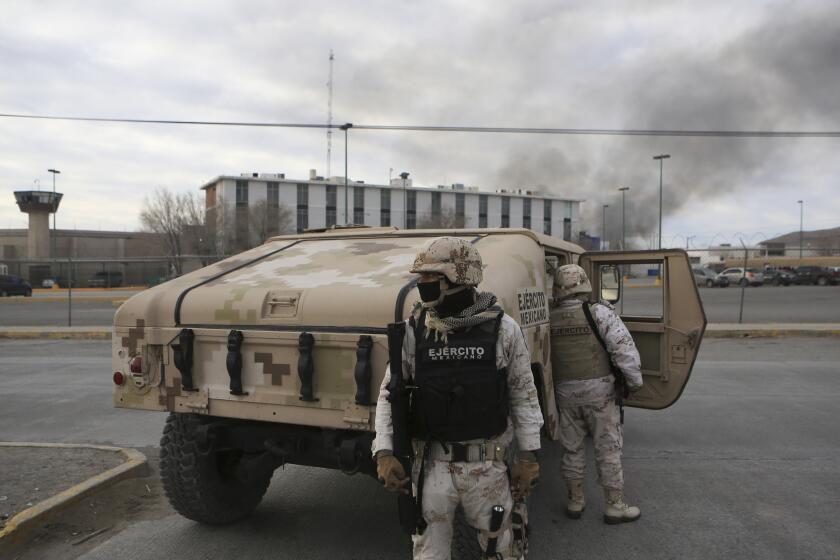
[113,227,705,526]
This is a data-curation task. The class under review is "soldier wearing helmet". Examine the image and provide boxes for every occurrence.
[550,264,643,524]
[373,236,543,559]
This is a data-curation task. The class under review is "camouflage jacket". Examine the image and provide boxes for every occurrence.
[554,299,643,406]
[373,312,544,455]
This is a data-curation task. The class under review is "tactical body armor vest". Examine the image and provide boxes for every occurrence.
[550,303,612,381]
[410,309,508,442]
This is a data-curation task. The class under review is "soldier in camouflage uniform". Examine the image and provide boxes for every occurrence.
[374,237,543,560]
[550,264,643,524]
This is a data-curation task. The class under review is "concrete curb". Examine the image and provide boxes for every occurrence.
[1,296,130,303]
[0,442,147,544]
[0,328,112,340]
[705,325,840,338]
[1,325,840,340]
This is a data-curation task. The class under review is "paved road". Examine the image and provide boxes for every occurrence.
[2,285,840,327]
[1,338,838,559]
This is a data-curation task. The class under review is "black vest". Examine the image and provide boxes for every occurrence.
[410,309,509,442]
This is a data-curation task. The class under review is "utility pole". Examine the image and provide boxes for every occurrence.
[653,154,671,249]
[48,169,60,259]
[618,187,629,250]
[602,204,609,250]
[686,235,695,250]
[326,50,334,177]
[797,200,804,259]
[400,172,410,228]
[340,123,352,223]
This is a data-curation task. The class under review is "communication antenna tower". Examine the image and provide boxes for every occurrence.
[326,49,334,177]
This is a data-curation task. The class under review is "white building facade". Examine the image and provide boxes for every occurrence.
[201,170,583,249]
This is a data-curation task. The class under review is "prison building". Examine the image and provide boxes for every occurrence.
[201,170,583,251]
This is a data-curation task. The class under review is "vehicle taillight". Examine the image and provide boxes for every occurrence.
[113,371,125,385]
[129,356,142,374]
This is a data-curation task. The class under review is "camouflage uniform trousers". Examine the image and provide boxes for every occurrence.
[558,398,624,490]
[411,458,515,560]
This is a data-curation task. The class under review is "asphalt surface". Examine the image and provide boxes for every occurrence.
[1,338,838,559]
[1,285,840,327]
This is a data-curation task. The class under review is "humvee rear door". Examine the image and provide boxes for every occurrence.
[578,250,706,409]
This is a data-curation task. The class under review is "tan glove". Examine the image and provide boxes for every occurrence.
[376,452,410,494]
[511,457,540,501]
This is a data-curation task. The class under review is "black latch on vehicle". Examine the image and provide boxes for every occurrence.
[172,328,197,392]
[354,335,373,405]
[226,330,247,396]
[298,332,317,402]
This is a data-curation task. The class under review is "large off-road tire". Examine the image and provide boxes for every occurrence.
[451,507,482,560]
[705,279,714,288]
[160,413,273,525]
[817,276,828,286]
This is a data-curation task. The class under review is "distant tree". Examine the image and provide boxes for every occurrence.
[249,200,294,245]
[417,207,466,229]
[139,188,208,274]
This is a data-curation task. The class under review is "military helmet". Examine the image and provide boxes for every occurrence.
[409,237,483,286]
[553,264,592,300]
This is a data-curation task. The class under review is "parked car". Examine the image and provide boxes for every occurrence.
[88,271,124,288]
[0,275,33,297]
[718,267,764,287]
[762,267,796,286]
[793,266,838,286]
[41,276,69,288]
[693,267,729,287]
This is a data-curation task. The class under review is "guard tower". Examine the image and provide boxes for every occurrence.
[14,190,63,258]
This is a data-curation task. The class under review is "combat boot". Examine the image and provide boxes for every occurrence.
[564,479,586,519]
[603,489,641,524]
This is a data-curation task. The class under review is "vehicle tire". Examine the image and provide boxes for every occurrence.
[817,277,828,286]
[739,278,748,287]
[705,279,714,288]
[773,278,781,286]
[0,290,6,297]
[159,412,273,525]
[25,288,32,297]
[451,506,482,560]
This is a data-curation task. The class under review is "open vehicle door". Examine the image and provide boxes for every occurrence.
[578,249,707,410]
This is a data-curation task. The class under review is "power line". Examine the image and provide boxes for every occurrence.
[2,112,840,137]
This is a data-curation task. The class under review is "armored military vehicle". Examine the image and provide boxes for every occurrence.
[113,227,705,533]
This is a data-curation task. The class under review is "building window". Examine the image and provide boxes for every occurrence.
[380,189,391,226]
[406,190,416,229]
[296,183,308,233]
[353,187,365,225]
[267,182,279,207]
[479,195,488,228]
[501,197,510,228]
[456,193,465,224]
[235,180,249,207]
[326,185,337,227]
[431,191,442,218]
[563,217,571,241]
[522,198,531,230]
[266,182,280,236]
[544,200,552,235]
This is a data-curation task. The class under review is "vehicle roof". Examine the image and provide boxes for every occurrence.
[266,226,584,254]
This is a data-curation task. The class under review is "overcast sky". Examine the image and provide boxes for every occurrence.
[1,0,838,248]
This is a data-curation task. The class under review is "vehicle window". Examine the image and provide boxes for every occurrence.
[613,262,664,318]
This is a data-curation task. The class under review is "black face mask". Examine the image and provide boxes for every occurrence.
[417,280,442,303]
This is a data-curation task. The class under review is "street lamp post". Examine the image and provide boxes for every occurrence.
[798,200,804,259]
[48,169,60,258]
[339,123,353,224]
[653,154,671,249]
[400,172,410,229]
[602,204,609,251]
[618,187,629,250]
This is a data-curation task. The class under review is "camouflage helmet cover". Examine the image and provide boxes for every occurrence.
[409,237,483,286]
[553,264,592,299]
